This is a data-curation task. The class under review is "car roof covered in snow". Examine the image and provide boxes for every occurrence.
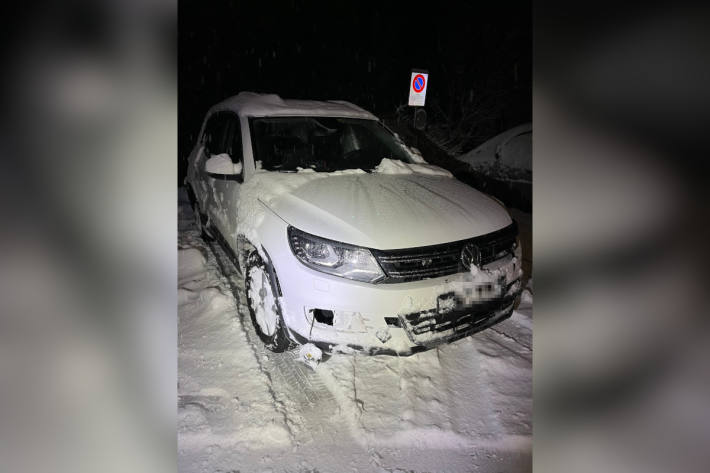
[209,92,379,120]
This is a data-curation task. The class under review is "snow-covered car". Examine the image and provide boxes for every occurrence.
[185,92,523,355]
[455,123,532,211]
[457,123,531,177]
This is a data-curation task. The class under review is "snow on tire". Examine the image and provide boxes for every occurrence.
[244,251,290,352]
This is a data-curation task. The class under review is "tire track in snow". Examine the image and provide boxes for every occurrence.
[205,238,298,444]
[178,244,295,455]
[489,326,532,352]
[481,330,532,363]
[181,199,348,450]
[206,236,344,447]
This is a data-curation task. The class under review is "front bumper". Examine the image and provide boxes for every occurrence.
[398,289,520,347]
[286,296,518,356]
[254,211,525,356]
[275,249,523,356]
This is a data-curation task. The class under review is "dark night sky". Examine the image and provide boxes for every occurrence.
[179,1,531,171]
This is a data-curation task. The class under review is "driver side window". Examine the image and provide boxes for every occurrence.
[224,114,243,166]
[203,113,229,156]
[204,112,243,182]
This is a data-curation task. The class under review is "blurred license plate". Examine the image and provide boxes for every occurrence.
[472,282,502,299]
[437,281,505,314]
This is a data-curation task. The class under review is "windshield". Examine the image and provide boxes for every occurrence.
[249,117,412,172]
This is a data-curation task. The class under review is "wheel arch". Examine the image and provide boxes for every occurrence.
[237,234,282,297]
[243,237,292,351]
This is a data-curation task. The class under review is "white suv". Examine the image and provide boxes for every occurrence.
[186,92,523,355]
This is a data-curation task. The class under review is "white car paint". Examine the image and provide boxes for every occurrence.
[186,92,522,355]
[268,172,511,249]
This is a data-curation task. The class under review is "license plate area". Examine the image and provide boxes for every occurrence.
[465,280,504,301]
[436,292,460,314]
[437,281,504,315]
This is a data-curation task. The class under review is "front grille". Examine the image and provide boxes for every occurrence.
[399,291,519,346]
[372,222,517,283]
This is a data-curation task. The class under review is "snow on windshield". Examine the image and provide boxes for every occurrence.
[250,116,413,172]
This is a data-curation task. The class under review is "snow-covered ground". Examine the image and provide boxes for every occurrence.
[178,189,532,473]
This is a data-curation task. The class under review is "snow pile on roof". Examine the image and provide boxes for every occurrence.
[212,91,378,120]
[373,158,453,177]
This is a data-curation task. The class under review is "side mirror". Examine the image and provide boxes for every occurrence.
[205,153,243,177]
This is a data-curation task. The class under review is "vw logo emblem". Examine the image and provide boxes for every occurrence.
[460,243,480,270]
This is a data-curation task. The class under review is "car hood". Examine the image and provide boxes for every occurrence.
[265,173,512,250]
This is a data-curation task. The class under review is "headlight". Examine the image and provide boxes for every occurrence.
[288,226,385,283]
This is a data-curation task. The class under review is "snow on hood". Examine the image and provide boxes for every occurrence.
[238,159,511,250]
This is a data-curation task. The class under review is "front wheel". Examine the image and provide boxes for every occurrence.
[244,251,291,352]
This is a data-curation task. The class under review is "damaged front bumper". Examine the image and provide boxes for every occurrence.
[285,289,521,357]
[398,295,518,349]
[277,242,524,356]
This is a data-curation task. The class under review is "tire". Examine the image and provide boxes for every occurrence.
[244,251,291,352]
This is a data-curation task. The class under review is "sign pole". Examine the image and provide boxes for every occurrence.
[408,68,429,130]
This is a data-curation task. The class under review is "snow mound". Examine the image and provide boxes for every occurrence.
[213,91,378,120]
[457,123,532,182]
[373,158,453,177]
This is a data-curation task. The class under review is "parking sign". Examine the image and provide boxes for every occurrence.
[408,69,428,106]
